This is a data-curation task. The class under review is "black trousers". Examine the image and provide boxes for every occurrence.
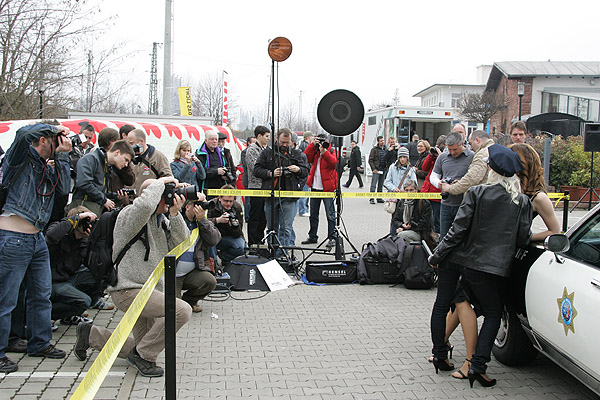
[430,261,462,359]
[247,196,267,245]
[345,167,363,187]
[462,268,505,374]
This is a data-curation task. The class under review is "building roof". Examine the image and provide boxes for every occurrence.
[486,61,600,91]
[412,83,485,98]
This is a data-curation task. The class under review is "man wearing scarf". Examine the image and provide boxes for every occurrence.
[195,131,231,195]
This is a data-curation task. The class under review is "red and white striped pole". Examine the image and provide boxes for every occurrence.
[222,70,228,126]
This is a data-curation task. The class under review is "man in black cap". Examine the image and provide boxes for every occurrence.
[428,144,532,388]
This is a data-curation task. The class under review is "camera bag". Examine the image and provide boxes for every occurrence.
[400,242,437,289]
[305,260,358,284]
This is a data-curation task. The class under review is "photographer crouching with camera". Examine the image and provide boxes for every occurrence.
[195,131,236,197]
[205,184,245,266]
[254,128,309,250]
[73,176,193,377]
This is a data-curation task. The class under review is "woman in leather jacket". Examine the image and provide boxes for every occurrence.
[428,144,532,388]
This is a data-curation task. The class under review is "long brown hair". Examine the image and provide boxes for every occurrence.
[509,143,546,196]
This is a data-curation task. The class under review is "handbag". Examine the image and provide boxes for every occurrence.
[383,166,411,214]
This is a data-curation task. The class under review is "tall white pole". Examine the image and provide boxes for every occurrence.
[162,0,173,115]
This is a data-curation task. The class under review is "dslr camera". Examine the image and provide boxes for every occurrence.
[79,216,96,232]
[314,136,330,150]
[282,166,293,179]
[162,183,197,206]
[224,208,240,228]
[224,167,235,182]
[440,178,454,200]
[131,144,145,164]
[106,188,137,200]
[430,146,443,157]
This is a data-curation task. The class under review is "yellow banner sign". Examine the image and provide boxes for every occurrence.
[178,86,193,117]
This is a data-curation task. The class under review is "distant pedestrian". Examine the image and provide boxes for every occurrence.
[343,140,363,188]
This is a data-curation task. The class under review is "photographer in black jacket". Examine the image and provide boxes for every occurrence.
[254,128,309,249]
[206,185,245,265]
[46,206,104,325]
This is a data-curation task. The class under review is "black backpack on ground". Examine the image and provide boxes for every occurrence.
[85,207,149,290]
[400,241,437,289]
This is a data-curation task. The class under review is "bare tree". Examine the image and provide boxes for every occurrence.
[457,91,507,126]
[188,71,237,126]
[0,0,101,120]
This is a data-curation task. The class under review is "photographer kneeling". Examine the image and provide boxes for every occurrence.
[74,177,192,377]
[206,184,245,266]
[47,207,103,326]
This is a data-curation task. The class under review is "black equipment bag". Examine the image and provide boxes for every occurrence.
[305,260,357,284]
[400,241,436,289]
[85,207,148,290]
[224,255,270,291]
[364,256,401,284]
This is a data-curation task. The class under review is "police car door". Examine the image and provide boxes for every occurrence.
[525,210,600,379]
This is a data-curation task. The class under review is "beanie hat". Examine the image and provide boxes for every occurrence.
[397,147,409,158]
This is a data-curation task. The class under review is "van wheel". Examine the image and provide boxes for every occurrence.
[492,309,538,366]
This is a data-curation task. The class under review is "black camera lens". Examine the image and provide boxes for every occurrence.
[163,183,197,206]
[194,200,215,210]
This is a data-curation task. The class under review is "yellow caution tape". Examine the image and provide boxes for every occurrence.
[207,189,571,201]
[70,228,200,400]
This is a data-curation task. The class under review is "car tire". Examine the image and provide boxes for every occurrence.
[492,309,538,366]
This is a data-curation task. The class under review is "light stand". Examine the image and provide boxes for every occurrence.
[517,81,525,121]
[261,37,292,260]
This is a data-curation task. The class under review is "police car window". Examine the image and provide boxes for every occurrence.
[566,212,600,267]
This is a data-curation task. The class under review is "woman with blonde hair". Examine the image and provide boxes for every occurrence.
[171,139,206,190]
[509,143,560,242]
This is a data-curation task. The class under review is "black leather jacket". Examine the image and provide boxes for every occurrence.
[430,184,532,277]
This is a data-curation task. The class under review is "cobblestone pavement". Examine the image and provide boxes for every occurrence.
[0,173,596,399]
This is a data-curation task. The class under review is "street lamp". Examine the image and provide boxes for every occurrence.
[38,81,46,119]
[517,81,525,121]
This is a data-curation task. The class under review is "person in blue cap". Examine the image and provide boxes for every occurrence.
[428,144,533,388]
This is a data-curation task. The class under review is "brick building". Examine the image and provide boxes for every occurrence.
[486,61,600,134]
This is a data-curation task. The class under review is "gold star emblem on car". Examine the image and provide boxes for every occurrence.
[557,287,577,336]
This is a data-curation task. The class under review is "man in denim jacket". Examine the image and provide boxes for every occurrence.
[0,123,72,373]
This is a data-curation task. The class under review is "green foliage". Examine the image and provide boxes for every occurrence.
[530,135,599,188]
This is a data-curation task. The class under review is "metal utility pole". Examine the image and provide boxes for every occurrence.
[86,50,93,112]
[162,0,173,115]
[299,90,303,129]
[149,42,161,115]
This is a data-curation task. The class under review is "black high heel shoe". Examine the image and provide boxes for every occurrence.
[432,357,454,374]
[468,370,497,388]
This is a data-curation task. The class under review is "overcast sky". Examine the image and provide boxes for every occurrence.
[94,0,599,126]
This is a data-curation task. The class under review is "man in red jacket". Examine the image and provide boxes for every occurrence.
[301,134,338,247]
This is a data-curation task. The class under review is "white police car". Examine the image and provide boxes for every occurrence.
[493,204,600,395]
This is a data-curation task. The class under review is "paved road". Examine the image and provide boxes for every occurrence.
[0,174,596,399]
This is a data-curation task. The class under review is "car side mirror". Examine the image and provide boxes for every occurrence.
[544,233,570,253]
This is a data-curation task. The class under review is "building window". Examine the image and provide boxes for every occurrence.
[451,93,461,108]
[368,116,376,126]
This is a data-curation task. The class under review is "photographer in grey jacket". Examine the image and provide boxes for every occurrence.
[73,177,192,377]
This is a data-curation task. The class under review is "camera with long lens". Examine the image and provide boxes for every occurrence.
[162,183,197,206]
[194,200,216,210]
[440,178,454,200]
[79,216,96,232]
[314,136,330,150]
[224,167,235,182]
[106,188,136,200]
